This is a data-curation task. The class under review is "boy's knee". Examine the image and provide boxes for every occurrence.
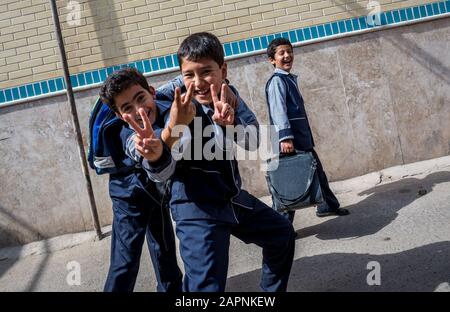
[279,218,296,248]
[271,216,296,248]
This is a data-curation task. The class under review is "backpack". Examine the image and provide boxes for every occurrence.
[266,151,323,212]
[88,97,136,175]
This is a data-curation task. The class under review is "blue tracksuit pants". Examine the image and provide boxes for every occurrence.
[175,194,296,292]
[104,183,182,292]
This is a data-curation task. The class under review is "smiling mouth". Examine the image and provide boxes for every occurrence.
[195,89,210,96]
[136,110,152,123]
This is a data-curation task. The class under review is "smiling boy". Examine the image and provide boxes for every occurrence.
[98,67,187,292]
[140,32,296,292]
[265,37,350,222]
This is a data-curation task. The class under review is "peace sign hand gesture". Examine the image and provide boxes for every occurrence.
[161,83,196,150]
[168,83,196,129]
[211,83,235,126]
[123,108,163,162]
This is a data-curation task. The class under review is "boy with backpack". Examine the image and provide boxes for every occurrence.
[91,67,186,292]
[265,38,350,222]
[91,67,242,291]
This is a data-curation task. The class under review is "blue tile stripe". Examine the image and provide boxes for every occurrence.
[1,0,448,106]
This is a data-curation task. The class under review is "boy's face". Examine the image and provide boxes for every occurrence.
[270,44,294,72]
[114,83,157,127]
[180,57,227,105]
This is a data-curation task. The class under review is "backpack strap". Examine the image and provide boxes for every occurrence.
[87,97,104,171]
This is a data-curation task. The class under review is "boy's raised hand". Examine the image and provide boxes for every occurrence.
[211,83,235,126]
[123,108,163,162]
[168,83,196,129]
[223,83,239,110]
[162,83,195,150]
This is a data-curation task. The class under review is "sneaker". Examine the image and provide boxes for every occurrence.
[316,207,350,217]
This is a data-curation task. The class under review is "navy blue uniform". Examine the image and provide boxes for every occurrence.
[154,97,296,292]
[103,102,182,292]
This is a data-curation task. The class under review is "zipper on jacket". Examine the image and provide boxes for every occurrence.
[205,109,241,224]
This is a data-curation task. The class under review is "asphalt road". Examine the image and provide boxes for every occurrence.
[1,165,449,292]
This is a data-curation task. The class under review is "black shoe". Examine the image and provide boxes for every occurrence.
[316,207,350,217]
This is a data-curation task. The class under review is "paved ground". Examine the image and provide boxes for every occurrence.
[1,157,449,292]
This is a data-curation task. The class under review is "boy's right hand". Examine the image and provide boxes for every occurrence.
[168,83,196,129]
[211,83,235,126]
[280,139,294,154]
[123,108,163,162]
[162,83,195,150]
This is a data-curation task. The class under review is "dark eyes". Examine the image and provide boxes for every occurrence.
[122,105,132,113]
[277,50,293,55]
[184,70,212,78]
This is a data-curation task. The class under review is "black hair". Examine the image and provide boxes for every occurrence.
[99,67,150,113]
[267,37,293,60]
[177,32,225,67]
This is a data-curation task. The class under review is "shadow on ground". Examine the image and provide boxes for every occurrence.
[0,226,19,281]
[226,241,450,292]
[0,205,50,291]
[297,171,450,240]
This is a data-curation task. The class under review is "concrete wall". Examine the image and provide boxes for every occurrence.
[0,18,449,247]
[0,0,437,89]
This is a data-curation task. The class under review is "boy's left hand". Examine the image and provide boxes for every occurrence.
[211,83,235,126]
[123,108,163,162]
[223,83,238,110]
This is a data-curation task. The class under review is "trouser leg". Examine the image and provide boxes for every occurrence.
[104,198,147,292]
[175,219,231,292]
[145,205,182,292]
[231,192,296,292]
[311,149,340,211]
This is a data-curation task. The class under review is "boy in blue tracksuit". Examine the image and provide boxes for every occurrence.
[265,38,350,222]
[99,67,184,292]
[132,32,296,292]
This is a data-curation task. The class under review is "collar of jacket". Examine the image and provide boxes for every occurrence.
[274,67,298,79]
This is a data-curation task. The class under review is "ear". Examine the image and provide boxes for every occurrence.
[269,57,276,66]
[148,85,156,99]
[221,62,228,80]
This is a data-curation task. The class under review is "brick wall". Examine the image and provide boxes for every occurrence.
[0,0,437,89]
